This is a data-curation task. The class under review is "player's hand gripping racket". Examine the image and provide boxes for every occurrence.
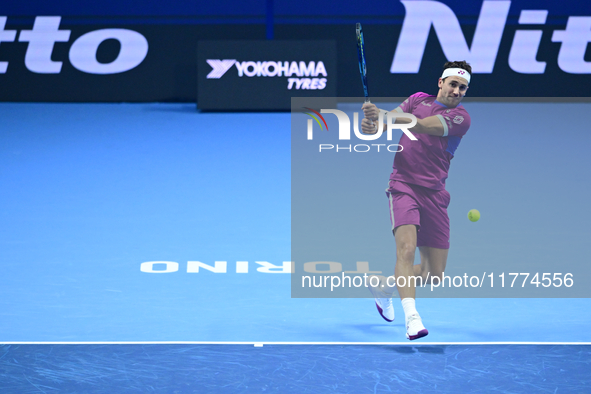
[356,23,376,132]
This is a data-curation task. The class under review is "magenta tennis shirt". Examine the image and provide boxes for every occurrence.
[389,92,471,190]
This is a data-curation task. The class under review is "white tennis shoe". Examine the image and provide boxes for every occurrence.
[368,275,397,322]
[406,314,429,340]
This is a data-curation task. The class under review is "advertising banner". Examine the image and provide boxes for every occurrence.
[1,1,590,102]
[197,40,337,110]
[0,18,264,102]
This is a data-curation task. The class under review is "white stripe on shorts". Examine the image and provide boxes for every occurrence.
[388,191,395,231]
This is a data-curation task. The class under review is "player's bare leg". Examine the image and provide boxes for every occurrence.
[393,224,418,299]
[393,224,428,340]
[414,246,449,285]
[367,224,417,323]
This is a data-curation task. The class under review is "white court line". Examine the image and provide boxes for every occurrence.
[1,341,590,345]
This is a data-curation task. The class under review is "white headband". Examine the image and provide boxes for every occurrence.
[441,68,470,84]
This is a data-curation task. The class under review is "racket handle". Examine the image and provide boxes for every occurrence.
[362,98,377,132]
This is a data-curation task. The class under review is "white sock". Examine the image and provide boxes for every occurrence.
[401,298,418,322]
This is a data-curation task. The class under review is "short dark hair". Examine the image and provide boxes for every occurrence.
[443,60,472,75]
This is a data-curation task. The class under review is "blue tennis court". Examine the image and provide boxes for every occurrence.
[1,102,590,392]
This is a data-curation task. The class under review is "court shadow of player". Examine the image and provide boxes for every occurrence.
[415,345,446,354]
[348,323,406,331]
[383,345,447,355]
[315,323,406,343]
[345,323,407,340]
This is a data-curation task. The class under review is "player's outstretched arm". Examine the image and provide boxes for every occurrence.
[387,112,447,137]
[410,116,445,136]
[360,103,447,136]
[361,114,445,136]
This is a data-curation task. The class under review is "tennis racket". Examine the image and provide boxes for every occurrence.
[356,23,376,130]
[356,23,370,103]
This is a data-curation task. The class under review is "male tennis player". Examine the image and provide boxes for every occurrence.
[361,61,472,340]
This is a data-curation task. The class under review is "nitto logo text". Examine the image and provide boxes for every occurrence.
[391,0,591,74]
[0,16,148,74]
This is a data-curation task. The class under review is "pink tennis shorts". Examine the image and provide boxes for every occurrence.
[386,180,451,249]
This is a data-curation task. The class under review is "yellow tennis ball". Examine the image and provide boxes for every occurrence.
[468,209,480,222]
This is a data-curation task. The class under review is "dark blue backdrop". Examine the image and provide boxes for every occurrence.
[1,0,589,102]
[1,0,586,19]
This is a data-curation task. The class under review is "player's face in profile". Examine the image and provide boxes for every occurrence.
[437,76,469,107]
